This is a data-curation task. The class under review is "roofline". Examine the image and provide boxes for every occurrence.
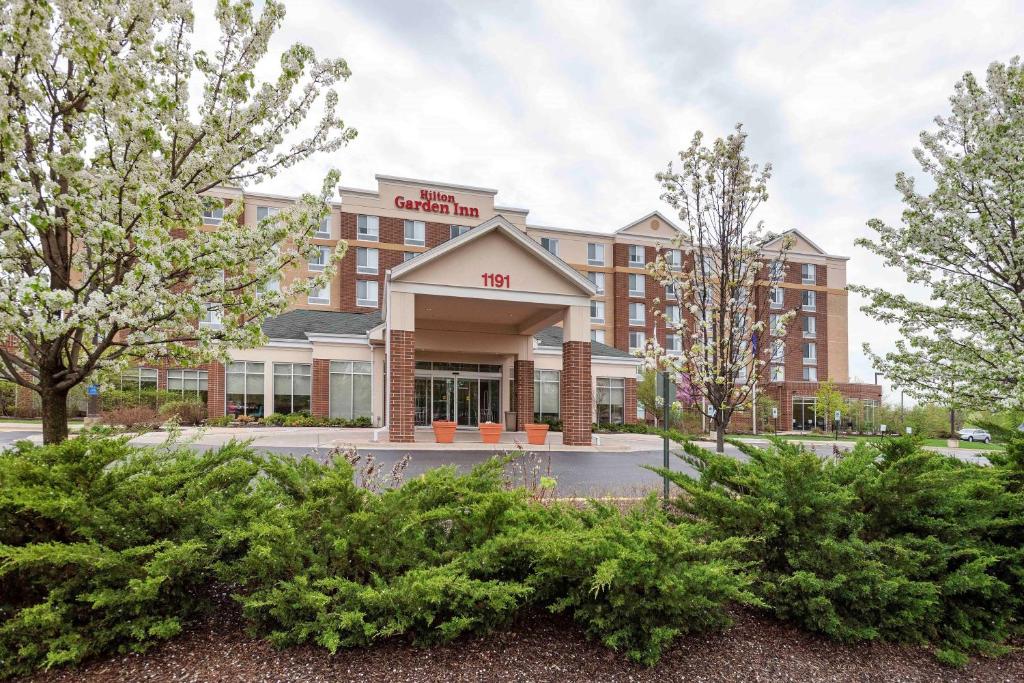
[375,174,499,196]
[388,215,598,296]
[525,223,614,238]
[338,185,379,197]
[533,346,638,363]
[614,210,684,235]
[494,204,530,214]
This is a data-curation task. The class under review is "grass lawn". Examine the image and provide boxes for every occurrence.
[738,433,1004,451]
[0,416,85,424]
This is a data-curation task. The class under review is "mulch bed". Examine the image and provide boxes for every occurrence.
[21,607,1024,683]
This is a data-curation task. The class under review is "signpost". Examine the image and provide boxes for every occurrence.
[772,405,779,433]
[658,371,674,508]
[86,384,100,425]
[834,409,841,441]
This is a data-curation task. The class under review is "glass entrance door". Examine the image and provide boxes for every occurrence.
[432,377,454,422]
[456,378,478,426]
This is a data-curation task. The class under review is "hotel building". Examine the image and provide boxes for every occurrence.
[79,174,884,443]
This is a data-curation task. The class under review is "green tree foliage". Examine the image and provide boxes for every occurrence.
[653,436,1024,663]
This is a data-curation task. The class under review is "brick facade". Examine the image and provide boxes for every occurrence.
[203,361,225,418]
[311,358,330,418]
[560,341,592,446]
[513,359,534,430]
[388,330,416,442]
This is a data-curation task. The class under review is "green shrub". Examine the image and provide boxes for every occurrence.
[100,405,162,430]
[653,436,1024,662]
[0,438,265,678]
[205,415,234,427]
[261,412,287,426]
[158,399,207,426]
[100,388,177,411]
[0,380,16,417]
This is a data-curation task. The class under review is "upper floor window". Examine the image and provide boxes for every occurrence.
[450,225,471,239]
[357,214,379,241]
[801,263,816,284]
[628,302,645,326]
[771,339,785,363]
[587,243,606,266]
[769,260,784,280]
[665,249,682,271]
[770,287,784,308]
[309,246,331,271]
[315,215,331,239]
[666,334,682,353]
[628,331,645,352]
[665,281,678,298]
[202,200,223,226]
[404,220,425,246]
[770,365,785,382]
[200,303,222,329]
[628,245,644,267]
[403,251,416,262]
[801,290,816,311]
[308,281,330,305]
[802,315,816,338]
[356,280,379,308]
[590,300,605,323]
[802,366,818,382]
[802,342,817,363]
[256,206,280,222]
[769,313,783,336]
[628,273,645,297]
[587,271,605,295]
[356,247,378,275]
[591,329,606,344]
[540,237,559,256]
[665,305,680,324]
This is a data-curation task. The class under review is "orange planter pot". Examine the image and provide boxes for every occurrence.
[479,422,503,444]
[432,420,457,444]
[524,423,550,446]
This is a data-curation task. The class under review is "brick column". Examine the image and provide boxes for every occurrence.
[513,359,534,430]
[14,383,35,417]
[204,361,225,417]
[624,376,638,424]
[561,341,592,445]
[311,358,330,418]
[388,330,415,442]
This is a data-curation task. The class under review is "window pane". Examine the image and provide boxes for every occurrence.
[353,374,372,419]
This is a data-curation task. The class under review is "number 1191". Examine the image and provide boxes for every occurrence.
[481,273,510,288]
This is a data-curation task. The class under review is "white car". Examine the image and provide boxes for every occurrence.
[957,428,991,443]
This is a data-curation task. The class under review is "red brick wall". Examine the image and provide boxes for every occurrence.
[203,361,225,418]
[514,359,534,430]
[388,330,415,442]
[311,358,330,418]
[561,341,592,445]
[624,376,638,424]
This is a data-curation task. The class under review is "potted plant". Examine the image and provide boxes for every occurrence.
[432,420,457,443]
[479,421,503,444]
[525,422,549,445]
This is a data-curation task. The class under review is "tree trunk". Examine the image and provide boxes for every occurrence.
[40,387,70,444]
[716,423,725,453]
[949,408,955,438]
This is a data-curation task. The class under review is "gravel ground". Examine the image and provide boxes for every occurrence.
[20,607,1023,683]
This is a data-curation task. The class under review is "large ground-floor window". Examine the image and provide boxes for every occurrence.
[792,395,819,430]
[226,361,265,417]
[596,377,625,424]
[167,369,208,403]
[273,363,311,414]
[118,367,158,391]
[534,370,560,422]
[330,361,372,420]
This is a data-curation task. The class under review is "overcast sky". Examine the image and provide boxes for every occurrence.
[199,0,1024,401]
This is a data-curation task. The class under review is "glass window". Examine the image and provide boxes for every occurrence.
[666,334,681,353]
[586,271,605,294]
[590,300,605,323]
[273,363,311,414]
[202,199,223,226]
[450,225,471,239]
[587,243,605,265]
[540,237,558,256]
[200,303,223,329]
[356,247,379,275]
[256,206,281,221]
[533,370,560,421]
[770,365,785,382]
[591,329,606,344]
[308,281,330,305]
[628,302,645,326]
[167,369,209,402]
[356,280,378,308]
[666,305,680,324]
[801,263,816,284]
[665,249,682,271]
[315,215,331,239]
[404,219,425,246]
[628,273,645,297]
[596,377,625,424]
[628,245,644,266]
[769,260,784,280]
[803,366,818,381]
[665,281,677,297]
[309,246,331,271]
[771,339,785,363]
[802,342,817,363]
[802,316,816,337]
[769,314,783,336]
[629,331,645,352]
[226,361,265,417]
[357,214,379,241]
[770,287,784,308]
[802,290,816,310]
[403,251,416,262]
[119,367,159,391]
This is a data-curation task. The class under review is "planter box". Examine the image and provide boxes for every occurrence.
[432,420,457,444]
[524,423,550,446]
[947,438,959,448]
[479,422,503,444]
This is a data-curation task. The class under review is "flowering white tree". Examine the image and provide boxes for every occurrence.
[647,125,792,452]
[854,57,1024,410]
[0,0,356,443]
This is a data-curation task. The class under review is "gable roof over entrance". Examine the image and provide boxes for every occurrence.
[389,215,597,297]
